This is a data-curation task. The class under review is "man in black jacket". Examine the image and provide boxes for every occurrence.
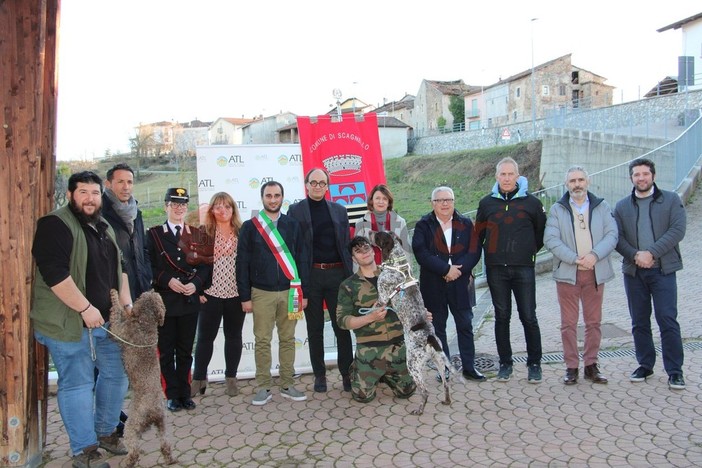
[102,163,151,301]
[476,157,547,384]
[287,168,353,393]
[237,181,310,405]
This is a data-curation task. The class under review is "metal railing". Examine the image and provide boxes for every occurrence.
[409,109,702,278]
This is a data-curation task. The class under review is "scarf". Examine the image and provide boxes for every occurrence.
[251,211,303,320]
[105,189,137,234]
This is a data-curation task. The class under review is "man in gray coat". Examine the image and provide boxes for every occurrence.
[613,158,686,390]
[544,165,618,385]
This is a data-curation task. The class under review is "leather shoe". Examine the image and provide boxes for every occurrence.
[584,363,608,384]
[314,376,327,393]
[563,368,578,385]
[462,369,486,381]
[166,399,182,412]
[342,375,352,392]
[180,397,197,410]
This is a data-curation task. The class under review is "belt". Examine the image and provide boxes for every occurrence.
[312,262,344,270]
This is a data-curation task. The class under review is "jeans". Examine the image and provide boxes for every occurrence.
[193,295,245,379]
[304,267,353,378]
[486,265,542,366]
[35,326,128,455]
[623,268,684,376]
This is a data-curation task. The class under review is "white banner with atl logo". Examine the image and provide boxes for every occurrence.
[195,144,321,381]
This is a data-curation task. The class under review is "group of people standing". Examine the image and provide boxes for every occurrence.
[30,156,687,467]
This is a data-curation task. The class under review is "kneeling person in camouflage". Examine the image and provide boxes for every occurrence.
[337,236,416,402]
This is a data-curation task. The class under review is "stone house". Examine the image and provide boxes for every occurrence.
[465,54,613,129]
[241,112,298,144]
[373,94,415,135]
[413,79,475,137]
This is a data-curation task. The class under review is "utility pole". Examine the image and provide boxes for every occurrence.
[531,17,538,138]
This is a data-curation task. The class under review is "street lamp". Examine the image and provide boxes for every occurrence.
[531,18,538,138]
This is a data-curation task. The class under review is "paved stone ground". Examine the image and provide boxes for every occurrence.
[40,184,702,467]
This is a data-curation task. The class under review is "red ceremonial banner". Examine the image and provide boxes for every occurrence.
[296,113,386,224]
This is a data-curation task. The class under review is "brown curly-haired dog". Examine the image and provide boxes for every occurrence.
[110,290,177,467]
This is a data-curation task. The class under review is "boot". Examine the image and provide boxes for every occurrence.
[190,379,207,397]
[226,377,239,396]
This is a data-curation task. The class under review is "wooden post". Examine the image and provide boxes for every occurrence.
[1,0,60,466]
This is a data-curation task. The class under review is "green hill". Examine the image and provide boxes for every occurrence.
[58,141,542,228]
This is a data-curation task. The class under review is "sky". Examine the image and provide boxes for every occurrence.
[55,0,700,161]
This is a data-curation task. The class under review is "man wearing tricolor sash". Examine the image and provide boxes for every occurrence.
[236,181,310,406]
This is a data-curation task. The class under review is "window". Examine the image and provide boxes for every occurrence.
[469,121,480,130]
[542,85,550,96]
[513,111,517,121]
[559,85,566,96]
[516,87,521,97]
[470,99,479,117]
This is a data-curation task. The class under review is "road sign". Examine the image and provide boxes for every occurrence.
[501,128,511,140]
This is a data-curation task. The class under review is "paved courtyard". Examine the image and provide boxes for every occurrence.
[40,184,702,467]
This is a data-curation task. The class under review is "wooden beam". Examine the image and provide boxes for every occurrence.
[1,0,59,465]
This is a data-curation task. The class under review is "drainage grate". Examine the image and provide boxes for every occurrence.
[511,340,702,364]
[425,341,702,372]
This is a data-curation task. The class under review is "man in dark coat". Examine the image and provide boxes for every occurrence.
[412,186,483,381]
[102,163,151,302]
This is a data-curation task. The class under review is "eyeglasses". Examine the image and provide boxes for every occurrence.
[352,244,372,254]
[168,202,188,209]
[432,198,454,204]
[577,213,586,229]
[308,180,328,188]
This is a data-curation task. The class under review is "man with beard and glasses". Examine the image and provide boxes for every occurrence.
[237,181,310,406]
[614,158,687,390]
[31,171,132,468]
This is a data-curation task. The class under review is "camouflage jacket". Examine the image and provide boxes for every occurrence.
[336,269,404,345]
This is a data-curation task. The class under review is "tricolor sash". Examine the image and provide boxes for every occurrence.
[252,211,303,320]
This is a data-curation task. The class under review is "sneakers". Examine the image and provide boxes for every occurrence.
[496,364,513,382]
[630,366,654,382]
[97,431,127,455]
[527,364,542,384]
[72,446,108,468]
[668,374,686,390]
[252,389,272,406]
[281,386,307,401]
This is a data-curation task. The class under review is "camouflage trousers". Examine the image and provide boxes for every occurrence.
[350,341,416,403]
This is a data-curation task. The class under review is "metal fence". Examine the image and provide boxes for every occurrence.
[409,108,702,278]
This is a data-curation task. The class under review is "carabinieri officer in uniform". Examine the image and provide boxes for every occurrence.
[147,188,211,412]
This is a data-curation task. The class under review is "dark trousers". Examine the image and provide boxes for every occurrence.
[624,268,683,376]
[193,295,245,379]
[486,265,542,366]
[158,312,198,399]
[430,282,477,372]
[304,267,353,378]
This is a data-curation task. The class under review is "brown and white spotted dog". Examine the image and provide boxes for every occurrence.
[373,231,461,415]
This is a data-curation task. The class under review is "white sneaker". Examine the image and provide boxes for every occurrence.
[252,389,272,406]
[280,386,307,401]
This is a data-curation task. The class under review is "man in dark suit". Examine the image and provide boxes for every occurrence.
[287,168,354,393]
[147,188,211,412]
[412,186,484,382]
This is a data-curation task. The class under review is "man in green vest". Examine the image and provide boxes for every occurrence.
[31,171,132,468]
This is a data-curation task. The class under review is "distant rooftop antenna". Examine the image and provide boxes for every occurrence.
[333,88,342,120]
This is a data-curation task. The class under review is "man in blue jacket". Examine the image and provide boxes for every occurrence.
[476,157,547,384]
[544,165,618,385]
[412,186,483,381]
[613,158,686,390]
